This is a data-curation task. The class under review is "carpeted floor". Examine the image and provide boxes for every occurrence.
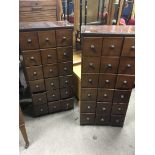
[19,89,135,155]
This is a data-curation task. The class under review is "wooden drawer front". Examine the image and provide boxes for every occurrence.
[29,79,45,93]
[82,57,100,73]
[38,30,56,48]
[110,115,125,127]
[60,98,74,111]
[118,57,135,75]
[45,77,59,91]
[113,90,131,103]
[33,104,48,116]
[82,37,102,56]
[122,37,135,57]
[80,113,95,125]
[32,92,47,105]
[26,66,43,81]
[48,101,61,113]
[100,57,119,74]
[40,48,57,65]
[96,102,112,115]
[81,74,99,88]
[97,89,114,102]
[115,75,135,90]
[95,114,110,125]
[47,89,60,102]
[58,62,73,76]
[59,75,73,88]
[102,37,123,56]
[99,74,117,89]
[57,46,73,62]
[20,31,39,50]
[80,101,96,113]
[56,29,73,46]
[81,88,97,101]
[43,64,58,78]
[22,50,41,67]
[111,103,128,115]
[60,87,73,99]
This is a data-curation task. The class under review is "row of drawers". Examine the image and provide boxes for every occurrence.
[80,113,125,127]
[33,98,73,116]
[82,56,134,75]
[81,74,134,90]
[20,29,73,51]
[82,37,135,57]
[22,47,72,67]
[25,62,73,81]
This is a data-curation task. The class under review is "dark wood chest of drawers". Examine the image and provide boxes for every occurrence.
[19,21,74,116]
[80,25,135,127]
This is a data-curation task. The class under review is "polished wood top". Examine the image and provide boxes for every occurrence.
[81,25,135,36]
[20,21,74,31]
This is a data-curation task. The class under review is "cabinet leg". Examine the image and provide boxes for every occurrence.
[20,125,29,149]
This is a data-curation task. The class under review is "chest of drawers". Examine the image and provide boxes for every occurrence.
[19,21,74,116]
[80,25,135,127]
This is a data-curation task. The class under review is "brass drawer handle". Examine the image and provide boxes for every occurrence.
[127,64,131,68]
[120,95,124,99]
[104,93,108,97]
[88,79,92,83]
[63,52,67,56]
[105,80,110,83]
[87,106,91,109]
[47,54,51,58]
[62,36,66,40]
[101,118,105,122]
[45,37,49,41]
[102,107,106,111]
[27,38,32,43]
[123,80,127,84]
[35,85,39,88]
[87,93,91,97]
[90,44,95,49]
[33,72,37,75]
[89,62,94,67]
[49,69,53,73]
[30,56,34,60]
[118,107,122,111]
[86,117,90,121]
[38,98,42,101]
[131,45,135,50]
[110,45,115,49]
[50,82,54,86]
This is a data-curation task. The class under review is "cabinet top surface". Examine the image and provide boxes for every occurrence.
[19,21,74,31]
[81,25,135,36]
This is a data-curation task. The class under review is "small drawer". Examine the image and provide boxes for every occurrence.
[97,88,114,102]
[38,30,56,48]
[118,57,135,75]
[111,103,128,115]
[82,57,100,73]
[45,77,59,91]
[60,87,73,99]
[43,64,58,78]
[113,90,131,103]
[58,61,73,76]
[60,98,74,111]
[80,113,95,125]
[110,115,125,127]
[96,102,112,115]
[82,37,102,56]
[20,31,39,50]
[102,37,123,56]
[47,89,60,102]
[57,46,73,62]
[40,48,57,65]
[29,79,45,93]
[59,75,73,88]
[26,66,43,81]
[81,74,99,88]
[100,57,119,74]
[81,88,97,101]
[33,104,48,116]
[56,29,73,46]
[80,101,96,113]
[95,114,110,125]
[22,50,41,67]
[99,74,117,89]
[122,37,135,57]
[115,75,135,90]
[48,101,61,113]
[32,92,47,105]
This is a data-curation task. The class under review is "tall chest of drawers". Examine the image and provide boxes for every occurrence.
[80,25,135,127]
[19,21,74,116]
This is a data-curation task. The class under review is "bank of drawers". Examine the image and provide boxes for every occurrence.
[20,27,74,116]
[80,36,135,127]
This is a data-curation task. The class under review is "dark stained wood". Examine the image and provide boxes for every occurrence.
[43,64,58,78]
[48,101,61,113]
[60,87,73,99]
[81,88,97,101]
[80,101,96,113]
[97,89,114,102]
[95,114,110,125]
[80,113,95,125]
[46,89,60,102]
[96,102,112,115]
[32,92,47,105]
[33,104,48,116]
[111,103,128,115]
[110,115,125,127]
[60,98,74,111]
[59,75,73,88]
[45,77,59,90]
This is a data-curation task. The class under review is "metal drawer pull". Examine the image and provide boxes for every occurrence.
[87,106,91,109]
[127,64,131,68]
[50,83,54,86]
[35,85,39,88]
[86,117,90,121]
[66,103,69,108]
[53,106,56,109]
[49,69,53,73]
[45,37,49,41]
[110,45,115,49]
[88,79,92,83]
[63,52,67,56]
[89,62,94,67]
[52,94,55,97]
[102,107,106,111]
[40,108,43,112]
[101,118,105,122]
[47,54,51,58]
[30,56,34,60]
[120,95,124,99]
[105,80,110,83]
[90,44,95,49]
[104,94,108,97]
[123,80,127,84]
[33,72,37,75]
[131,45,135,49]
[65,91,68,95]
[38,98,42,101]
[87,93,91,97]
[27,38,32,43]
[62,36,66,40]
[65,80,68,84]
[64,67,67,71]
[118,107,122,111]
[116,119,120,123]
[107,64,112,68]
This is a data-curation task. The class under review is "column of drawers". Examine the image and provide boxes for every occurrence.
[20,23,74,116]
[80,27,135,127]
